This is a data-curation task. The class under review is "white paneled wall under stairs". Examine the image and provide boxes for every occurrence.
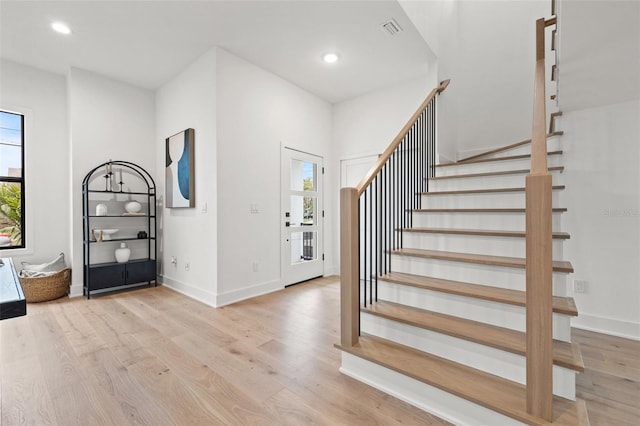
[337,134,588,425]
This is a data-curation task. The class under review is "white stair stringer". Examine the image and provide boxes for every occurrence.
[435,153,563,176]
[340,351,527,426]
[391,254,569,297]
[401,231,565,258]
[456,135,563,162]
[375,279,571,342]
[421,189,563,209]
[360,312,576,399]
[411,210,565,230]
[429,168,564,192]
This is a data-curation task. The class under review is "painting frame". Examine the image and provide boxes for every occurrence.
[165,128,195,208]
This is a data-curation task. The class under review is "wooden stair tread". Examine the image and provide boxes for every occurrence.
[392,247,574,273]
[335,335,588,425]
[413,208,568,213]
[429,166,564,181]
[402,227,570,239]
[434,150,563,168]
[361,300,584,372]
[422,185,565,196]
[380,271,578,316]
[457,131,564,163]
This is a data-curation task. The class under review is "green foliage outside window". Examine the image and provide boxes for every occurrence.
[0,182,22,246]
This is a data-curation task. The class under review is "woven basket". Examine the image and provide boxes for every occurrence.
[20,268,71,303]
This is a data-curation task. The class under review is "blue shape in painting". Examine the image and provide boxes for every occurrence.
[177,136,190,200]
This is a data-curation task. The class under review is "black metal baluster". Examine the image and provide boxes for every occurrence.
[374,175,378,303]
[369,182,375,303]
[363,191,367,308]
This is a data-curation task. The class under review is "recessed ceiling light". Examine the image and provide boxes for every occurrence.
[51,22,72,35]
[323,53,339,64]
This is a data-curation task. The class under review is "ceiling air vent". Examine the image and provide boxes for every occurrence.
[380,18,403,36]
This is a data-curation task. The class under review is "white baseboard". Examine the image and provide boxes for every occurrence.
[340,352,524,426]
[572,314,640,341]
[214,279,283,307]
[69,283,83,298]
[159,274,217,307]
[324,264,339,276]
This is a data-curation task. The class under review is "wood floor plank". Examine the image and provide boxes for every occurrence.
[1,355,58,425]
[126,354,227,424]
[77,347,170,425]
[263,387,330,425]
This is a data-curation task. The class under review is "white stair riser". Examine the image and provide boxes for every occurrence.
[375,281,572,342]
[390,255,569,298]
[421,190,562,209]
[412,211,565,230]
[429,170,564,192]
[457,138,562,161]
[401,232,565,258]
[435,154,563,176]
[340,353,526,426]
[361,314,576,399]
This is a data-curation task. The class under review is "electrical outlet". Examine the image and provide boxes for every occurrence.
[171,256,177,265]
[184,262,190,272]
[573,279,587,293]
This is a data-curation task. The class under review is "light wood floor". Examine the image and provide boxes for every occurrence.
[1,276,637,425]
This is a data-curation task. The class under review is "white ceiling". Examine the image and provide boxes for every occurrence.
[0,0,434,103]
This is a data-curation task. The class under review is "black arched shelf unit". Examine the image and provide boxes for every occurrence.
[82,161,157,298]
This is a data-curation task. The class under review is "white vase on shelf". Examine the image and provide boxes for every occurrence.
[96,203,108,216]
[125,201,142,214]
[115,243,131,263]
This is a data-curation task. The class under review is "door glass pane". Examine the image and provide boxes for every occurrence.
[290,195,315,226]
[290,231,317,264]
[290,159,316,192]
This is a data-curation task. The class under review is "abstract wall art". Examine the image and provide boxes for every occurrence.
[166,128,195,208]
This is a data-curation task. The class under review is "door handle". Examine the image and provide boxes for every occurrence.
[285,221,290,227]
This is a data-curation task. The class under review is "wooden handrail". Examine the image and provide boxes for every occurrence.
[356,79,450,195]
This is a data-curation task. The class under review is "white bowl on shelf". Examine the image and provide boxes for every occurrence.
[93,228,119,241]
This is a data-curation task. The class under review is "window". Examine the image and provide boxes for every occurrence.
[0,110,24,249]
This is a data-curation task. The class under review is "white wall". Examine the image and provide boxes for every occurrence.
[402,0,548,159]
[331,75,437,273]
[562,99,640,339]
[0,59,70,265]
[68,68,156,295]
[155,48,218,305]
[216,48,333,305]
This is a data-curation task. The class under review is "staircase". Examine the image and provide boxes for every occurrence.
[336,131,589,425]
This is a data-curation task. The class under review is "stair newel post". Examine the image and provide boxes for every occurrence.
[526,17,554,421]
[341,187,360,347]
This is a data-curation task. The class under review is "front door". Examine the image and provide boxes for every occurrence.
[281,147,323,286]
